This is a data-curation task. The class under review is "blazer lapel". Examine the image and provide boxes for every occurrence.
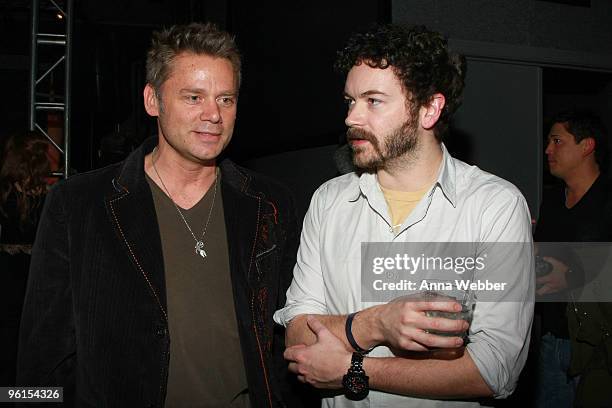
[105,140,167,319]
[221,161,262,285]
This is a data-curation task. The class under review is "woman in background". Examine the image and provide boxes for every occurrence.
[0,131,52,386]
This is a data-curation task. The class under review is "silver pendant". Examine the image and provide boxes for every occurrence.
[195,240,207,258]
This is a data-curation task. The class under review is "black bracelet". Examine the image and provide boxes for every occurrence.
[345,312,373,354]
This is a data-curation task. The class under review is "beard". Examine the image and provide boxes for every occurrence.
[347,119,418,171]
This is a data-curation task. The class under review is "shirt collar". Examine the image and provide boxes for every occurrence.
[349,143,457,207]
[436,143,457,207]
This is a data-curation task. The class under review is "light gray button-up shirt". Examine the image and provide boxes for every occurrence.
[274,144,535,407]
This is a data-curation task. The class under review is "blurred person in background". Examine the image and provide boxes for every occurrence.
[534,110,612,407]
[0,131,51,386]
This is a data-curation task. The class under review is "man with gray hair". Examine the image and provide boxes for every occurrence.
[18,22,307,407]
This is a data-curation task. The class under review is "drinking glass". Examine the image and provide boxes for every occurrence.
[420,280,476,342]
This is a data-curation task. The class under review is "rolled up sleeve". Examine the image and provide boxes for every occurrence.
[466,192,535,398]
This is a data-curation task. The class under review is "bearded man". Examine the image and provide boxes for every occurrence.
[274,24,534,407]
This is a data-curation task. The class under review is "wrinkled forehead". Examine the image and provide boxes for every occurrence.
[163,51,239,90]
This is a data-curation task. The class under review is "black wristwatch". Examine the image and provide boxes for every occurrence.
[342,352,369,400]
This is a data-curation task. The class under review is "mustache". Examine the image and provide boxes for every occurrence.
[346,127,377,144]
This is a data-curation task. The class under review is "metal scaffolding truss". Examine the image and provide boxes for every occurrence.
[29,0,74,179]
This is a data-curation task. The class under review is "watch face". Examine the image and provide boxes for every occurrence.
[343,373,369,400]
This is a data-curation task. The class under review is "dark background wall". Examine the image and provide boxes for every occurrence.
[449,61,542,216]
[393,0,612,55]
[226,1,387,160]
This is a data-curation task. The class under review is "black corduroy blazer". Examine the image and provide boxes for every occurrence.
[17,138,308,407]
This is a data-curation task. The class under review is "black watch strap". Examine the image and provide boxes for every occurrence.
[347,351,365,373]
[342,352,369,400]
[345,312,374,354]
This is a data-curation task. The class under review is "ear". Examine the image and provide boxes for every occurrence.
[581,137,596,157]
[143,83,160,117]
[419,93,445,130]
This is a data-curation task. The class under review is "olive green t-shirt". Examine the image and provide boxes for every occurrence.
[146,173,249,407]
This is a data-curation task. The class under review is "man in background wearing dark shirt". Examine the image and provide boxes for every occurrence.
[534,110,612,407]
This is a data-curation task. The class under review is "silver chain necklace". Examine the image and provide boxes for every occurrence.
[151,147,218,259]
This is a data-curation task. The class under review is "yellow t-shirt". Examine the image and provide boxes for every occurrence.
[380,184,430,232]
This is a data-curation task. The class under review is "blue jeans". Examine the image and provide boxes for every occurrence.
[535,333,579,408]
